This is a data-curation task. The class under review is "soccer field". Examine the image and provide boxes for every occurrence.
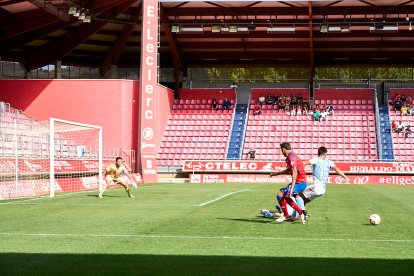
[0,183,413,275]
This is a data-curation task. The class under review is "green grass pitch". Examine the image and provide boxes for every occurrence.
[0,183,413,275]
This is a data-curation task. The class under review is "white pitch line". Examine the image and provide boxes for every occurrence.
[195,189,250,207]
[0,197,46,205]
[0,232,412,243]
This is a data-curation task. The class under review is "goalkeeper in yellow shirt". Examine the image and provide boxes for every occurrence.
[98,157,137,198]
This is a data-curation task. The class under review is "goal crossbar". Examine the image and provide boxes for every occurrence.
[49,118,103,197]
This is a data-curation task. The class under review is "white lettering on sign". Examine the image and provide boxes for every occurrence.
[147,6,154,18]
[146,56,154,66]
[145,110,153,119]
[139,1,159,183]
[146,85,153,94]
[146,43,154,53]
[143,127,154,140]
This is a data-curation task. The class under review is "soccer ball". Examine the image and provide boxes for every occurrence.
[369,214,381,225]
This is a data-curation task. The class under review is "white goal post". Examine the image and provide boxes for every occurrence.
[49,118,102,197]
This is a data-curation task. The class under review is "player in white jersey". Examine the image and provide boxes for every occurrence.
[260,146,348,219]
[300,146,349,203]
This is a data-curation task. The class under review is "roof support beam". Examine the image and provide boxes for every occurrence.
[0,0,26,7]
[0,19,76,54]
[24,0,136,71]
[28,0,70,21]
[100,23,135,75]
[398,0,414,6]
[245,1,262,8]
[320,1,344,9]
[0,15,61,42]
[0,7,15,22]
[205,2,225,8]
[171,2,189,9]
[308,1,314,98]
[160,5,183,70]
[358,0,377,7]
[161,5,184,93]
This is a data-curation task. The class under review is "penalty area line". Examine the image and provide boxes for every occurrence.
[195,189,250,207]
[0,232,412,243]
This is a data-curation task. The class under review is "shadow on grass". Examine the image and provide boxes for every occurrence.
[217,217,275,224]
[0,253,413,275]
[86,194,123,198]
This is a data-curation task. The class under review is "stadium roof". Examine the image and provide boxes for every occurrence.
[1,0,414,75]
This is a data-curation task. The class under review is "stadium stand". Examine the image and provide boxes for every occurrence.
[0,101,127,160]
[243,89,377,162]
[388,89,414,161]
[157,98,235,166]
[0,101,49,157]
[251,88,309,104]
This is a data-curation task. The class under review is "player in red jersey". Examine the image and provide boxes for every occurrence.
[270,142,308,223]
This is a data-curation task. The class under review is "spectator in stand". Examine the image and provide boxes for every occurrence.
[212,98,219,110]
[390,94,400,106]
[0,101,5,115]
[290,105,296,116]
[258,94,266,106]
[401,95,407,104]
[297,105,302,116]
[313,109,321,122]
[409,105,414,116]
[396,121,405,133]
[405,126,412,138]
[278,96,286,110]
[401,105,409,116]
[308,100,315,110]
[320,109,328,121]
[230,82,237,90]
[394,99,403,112]
[246,148,256,160]
[222,98,231,110]
[253,104,262,117]
[273,95,279,107]
[391,121,397,131]
[327,105,334,115]
[391,94,401,105]
[303,103,309,115]
[291,95,298,105]
[285,95,292,110]
[266,93,274,105]
[297,95,303,105]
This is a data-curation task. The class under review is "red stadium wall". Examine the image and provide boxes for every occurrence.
[251,88,309,101]
[314,88,373,100]
[179,88,236,101]
[0,80,173,153]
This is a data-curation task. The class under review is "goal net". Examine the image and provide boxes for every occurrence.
[0,115,102,200]
[49,118,102,197]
